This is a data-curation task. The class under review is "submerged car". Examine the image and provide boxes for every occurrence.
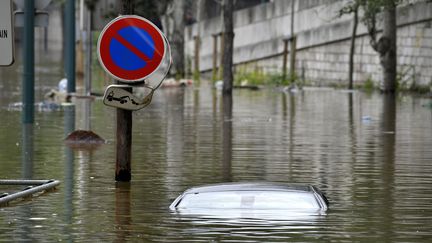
[169,182,329,212]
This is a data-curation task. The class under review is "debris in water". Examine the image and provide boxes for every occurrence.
[362,116,371,120]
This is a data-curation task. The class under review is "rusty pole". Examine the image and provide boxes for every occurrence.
[282,38,289,84]
[116,0,134,181]
[289,36,297,82]
[212,34,219,81]
[218,32,225,80]
[193,36,201,82]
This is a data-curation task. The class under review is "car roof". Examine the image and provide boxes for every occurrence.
[183,182,313,194]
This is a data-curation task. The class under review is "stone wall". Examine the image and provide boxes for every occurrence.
[184,0,432,87]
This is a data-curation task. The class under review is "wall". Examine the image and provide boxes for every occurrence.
[184,0,432,87]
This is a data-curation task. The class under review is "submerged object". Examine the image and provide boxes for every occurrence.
[0,179,60,206]
[170,182,329,212]
[161,78,193,88]
[64,130,105,150]
[64,130,105,144]
[8,101,62,112]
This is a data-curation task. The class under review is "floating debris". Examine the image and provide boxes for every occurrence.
[283,83,302,93]
[361,116,372,122]
[161,78,193,88]
[8,102,63,112]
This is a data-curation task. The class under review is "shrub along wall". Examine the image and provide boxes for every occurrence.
[185,0,432,88]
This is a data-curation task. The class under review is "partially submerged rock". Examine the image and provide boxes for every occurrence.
[64,130,105,149]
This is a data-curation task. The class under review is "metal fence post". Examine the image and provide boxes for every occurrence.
[22,0,34,124]
[66,0,76,93]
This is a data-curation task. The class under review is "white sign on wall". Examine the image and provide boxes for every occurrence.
[0,0,14,66]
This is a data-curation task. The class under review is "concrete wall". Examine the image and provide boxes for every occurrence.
[185,0,432,87]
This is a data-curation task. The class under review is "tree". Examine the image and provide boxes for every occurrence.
[222,0,234,95]
[164,0,187,79]
[341,0,405,92]
[135,0,190,79]
[360,0,399,93]
[134,0,170,30]
[339,0,360,90]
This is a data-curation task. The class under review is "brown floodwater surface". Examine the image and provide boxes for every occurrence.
[0,52,432,242]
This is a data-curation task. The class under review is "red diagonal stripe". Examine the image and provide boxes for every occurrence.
[113,33,152,63]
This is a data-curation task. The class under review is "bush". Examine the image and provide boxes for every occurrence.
[363,77,375,92]
[234,69,287,86]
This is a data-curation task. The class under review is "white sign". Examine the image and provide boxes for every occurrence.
[103,85,154,111]
[0,0,14,66]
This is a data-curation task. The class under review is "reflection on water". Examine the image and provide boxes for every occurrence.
[172,208,326,223]
[222,94,233,181]
[21,124,34,179]
[115,182,131,243]
[0,70,431,241]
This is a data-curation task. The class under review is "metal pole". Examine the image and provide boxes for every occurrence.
[0,180,60,205]
[66,0,76,93]
[85,7,92,96]
[116,0,134,182]
[22,0,34,124]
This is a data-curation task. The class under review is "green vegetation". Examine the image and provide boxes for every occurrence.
[234,69,267,86]
[396,65,415,91]
[233,69,294,86]
[354,73,431,95]
[405,84,431,94]
[362,76,375,92]
[193,70,201,83]
[395,65,431,94]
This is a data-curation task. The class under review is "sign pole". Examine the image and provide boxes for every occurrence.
[115,86,132,181]
[115,1,133,182]
[22,0,34,124]
[97,5,171,181]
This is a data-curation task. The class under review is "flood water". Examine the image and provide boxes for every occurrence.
[1,51,432,242]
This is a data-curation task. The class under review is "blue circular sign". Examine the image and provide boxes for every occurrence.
[98,15,165,82]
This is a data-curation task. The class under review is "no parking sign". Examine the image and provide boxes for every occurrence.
[97,15,171,110]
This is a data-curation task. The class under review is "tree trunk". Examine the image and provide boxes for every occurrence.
[170,0,186,78]
[289,0,296,83]
[380,4,397,93]
[348,4,359,90]
[222,0,234,95]
[121,0,134,14]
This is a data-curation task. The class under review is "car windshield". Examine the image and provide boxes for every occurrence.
[177,191,320,210]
